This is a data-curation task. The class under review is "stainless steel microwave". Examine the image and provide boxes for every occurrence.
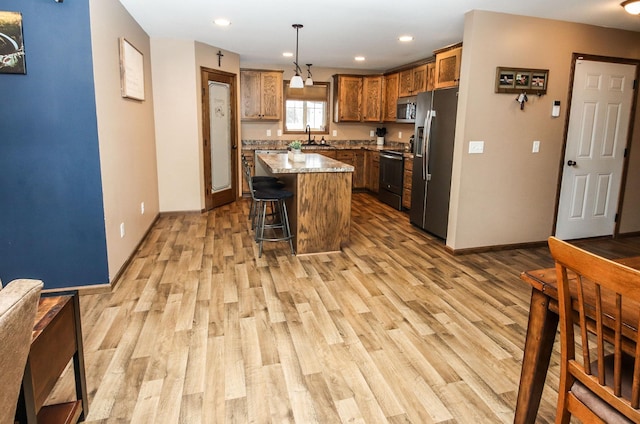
[396,96,417,123]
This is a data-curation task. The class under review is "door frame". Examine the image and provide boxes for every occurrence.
[552,53,639,238]
[201,67,239,210]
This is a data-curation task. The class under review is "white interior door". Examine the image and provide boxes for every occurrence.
[555,59,635,240]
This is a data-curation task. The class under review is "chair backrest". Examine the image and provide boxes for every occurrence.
[0,279,43,424]
[548,236,640,422]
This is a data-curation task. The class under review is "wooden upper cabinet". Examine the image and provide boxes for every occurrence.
[426,63,436,91]
[398,69,414,98]
[398,64,429,97]
[240,69,283,120]
[434,43,462,89]
[362,75,382,122]
[412,64,427,94]
[383,73,399,122]
[333,75,362,122]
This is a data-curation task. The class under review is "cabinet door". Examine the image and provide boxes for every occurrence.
[362,76,382,122]
[426,63,436,91]
[383,73,399,122]
[370,151,380,192]
[260,72,282,120]
[402,158,413,209]
[398,69,413,97]
[412,65,428,94]
[434,46,462,89]
[334,75,362,122]
[353,150,365,189]
[240,71,262,119]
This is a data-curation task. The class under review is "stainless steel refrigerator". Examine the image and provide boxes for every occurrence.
[409,88,458,239]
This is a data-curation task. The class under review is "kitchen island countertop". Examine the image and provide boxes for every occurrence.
[258,152,354,174]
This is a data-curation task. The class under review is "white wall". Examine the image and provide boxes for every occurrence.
[89,0,159,281]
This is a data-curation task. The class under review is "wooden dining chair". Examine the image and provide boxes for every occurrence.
[548,236,640,424]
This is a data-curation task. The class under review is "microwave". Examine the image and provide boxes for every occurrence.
[396,96,417,123]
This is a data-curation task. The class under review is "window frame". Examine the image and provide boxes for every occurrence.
[282,81,330,135]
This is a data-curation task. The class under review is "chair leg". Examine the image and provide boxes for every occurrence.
[280,200,295,255]
[258,201,267,257]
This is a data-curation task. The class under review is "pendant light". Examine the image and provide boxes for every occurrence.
[290,24,304,88]
[305,64,314,86]
[621,0,640,14]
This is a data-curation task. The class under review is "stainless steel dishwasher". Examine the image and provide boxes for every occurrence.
[378,150,404,210]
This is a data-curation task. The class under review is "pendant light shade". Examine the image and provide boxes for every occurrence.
[305,64,314,86]
[622,0,640,14]
[290,24,305,88]
[290,75,304,88]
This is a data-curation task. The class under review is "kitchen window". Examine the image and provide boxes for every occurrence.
[283,81,329,134]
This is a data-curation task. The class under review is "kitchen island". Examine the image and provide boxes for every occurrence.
[257,153,354,255]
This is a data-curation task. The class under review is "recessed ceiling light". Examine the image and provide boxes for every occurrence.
[355,56,365,61]
[283,52,293,57]
[399,35,414,42]
[214,18,231,26]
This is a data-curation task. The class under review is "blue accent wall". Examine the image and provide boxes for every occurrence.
[0,0,109,288]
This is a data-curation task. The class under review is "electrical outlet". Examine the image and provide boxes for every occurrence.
[532,140,540,153]
[469,141,484,154]
[141,202,145,214]
[277,129,282,136]
[266,129,271,137]
[399,132,403,139]
[120,222,125,238]
[332,130,337,137]
[370,130,375,137]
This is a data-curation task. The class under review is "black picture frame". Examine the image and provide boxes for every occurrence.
[495,67,548,94]
[0,11,26,75]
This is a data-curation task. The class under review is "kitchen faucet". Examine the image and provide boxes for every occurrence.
[305,125,316,145]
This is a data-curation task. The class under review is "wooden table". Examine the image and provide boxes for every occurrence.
[16,292,88,424]
[257,153,354,255]
[514,256,640,424]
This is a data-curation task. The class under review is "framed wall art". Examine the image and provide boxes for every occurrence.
[119,37,145,100]
[0,11,26,74]
[495,67,548,95]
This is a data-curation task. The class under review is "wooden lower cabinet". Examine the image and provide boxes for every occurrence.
[366,151,380,193]
[305,149,337,159]
[402,157,413,209]
[241,149,254,195]
[336,150,365,189]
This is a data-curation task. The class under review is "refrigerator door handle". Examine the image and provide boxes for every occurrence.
[422,110,434,181]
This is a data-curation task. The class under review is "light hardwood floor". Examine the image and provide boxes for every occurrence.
[49,193,640,423]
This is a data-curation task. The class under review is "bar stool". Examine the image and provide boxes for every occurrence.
[241,156,283,228]
[242,162,294,257]
[254,187,295,257]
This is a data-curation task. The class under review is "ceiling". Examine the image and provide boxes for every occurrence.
[118,0,639,72]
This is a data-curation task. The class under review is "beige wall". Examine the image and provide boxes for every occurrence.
[152,40,241,211]
[448,10,640,250]
[89,0,159,281]
[151,39,200,212]
[240,65,415,145]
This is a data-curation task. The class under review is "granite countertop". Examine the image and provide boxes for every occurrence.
[257,152,355,174]
[244,141,414,158]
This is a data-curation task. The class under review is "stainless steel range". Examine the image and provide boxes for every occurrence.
[378,150,404,210]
